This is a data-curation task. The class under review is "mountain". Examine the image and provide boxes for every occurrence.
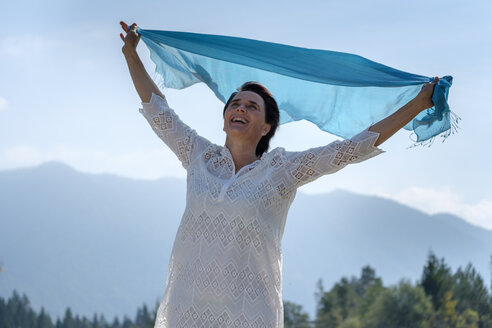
[0,162,491,320]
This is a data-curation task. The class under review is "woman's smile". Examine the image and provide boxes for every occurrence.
[230,114,249,125]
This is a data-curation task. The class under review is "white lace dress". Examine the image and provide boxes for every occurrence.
[140,93,384,328]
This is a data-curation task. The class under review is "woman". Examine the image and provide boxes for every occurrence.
[120,21,438,328]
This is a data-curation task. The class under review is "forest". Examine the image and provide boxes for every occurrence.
[1,252,491,328]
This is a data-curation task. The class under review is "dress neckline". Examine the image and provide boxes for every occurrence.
[221,146,264,176]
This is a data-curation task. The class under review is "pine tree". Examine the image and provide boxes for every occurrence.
[121,316,132,328]
[454,264,488,310]
[356,266,384,319]
[135,304,153,327]
[420,251,454,311]
[110,316,121,328]
[315,277,360,328]
[283,300,312,328]
[5,290,37,328]
[55,317,63,328]
[37,307,54,328]
[62,307,77,328]
[356,266,379,296]
[91,313,99,328]
[364,280,434,328]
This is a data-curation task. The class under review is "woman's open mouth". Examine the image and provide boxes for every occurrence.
[231,116,248,124]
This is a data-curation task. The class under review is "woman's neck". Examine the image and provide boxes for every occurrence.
[225,137,259,173]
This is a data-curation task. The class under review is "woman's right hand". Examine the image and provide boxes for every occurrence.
[120,21,140,54]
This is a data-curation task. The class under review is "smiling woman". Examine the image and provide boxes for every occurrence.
[120,21,438,328]
[222,82,280,170]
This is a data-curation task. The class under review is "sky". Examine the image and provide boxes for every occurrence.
[0,0,491,231]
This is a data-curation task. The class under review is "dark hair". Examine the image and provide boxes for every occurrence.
[223,82,280,157]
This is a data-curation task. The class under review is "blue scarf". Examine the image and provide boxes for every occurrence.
[136,27,458,145]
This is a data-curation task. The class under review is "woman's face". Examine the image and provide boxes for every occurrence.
[223,91,271,144]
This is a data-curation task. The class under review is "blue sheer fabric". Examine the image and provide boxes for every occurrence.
[136,27,457,145]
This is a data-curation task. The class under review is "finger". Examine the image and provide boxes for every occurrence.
[130,24,140,36]
[427,78,437,85]
[120,33,124,42]
[120,21,129,33]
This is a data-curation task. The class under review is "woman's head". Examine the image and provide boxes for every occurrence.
[223,82,279,157]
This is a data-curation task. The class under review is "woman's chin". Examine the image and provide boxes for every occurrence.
[225,128,260,143]
[225,126,248,135]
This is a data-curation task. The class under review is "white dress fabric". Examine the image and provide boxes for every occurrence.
[140,92,384,328]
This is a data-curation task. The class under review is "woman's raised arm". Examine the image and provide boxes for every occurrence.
[368,77,439,146]
[120,21,164,103]
[120,22,212,170]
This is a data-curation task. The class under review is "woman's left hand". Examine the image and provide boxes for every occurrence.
[417,76,439,110]
[120,21,140,55]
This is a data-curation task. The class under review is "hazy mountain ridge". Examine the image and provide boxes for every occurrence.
[0,162,490,320]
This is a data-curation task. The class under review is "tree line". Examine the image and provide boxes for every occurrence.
[286,252,492,328]
[0,294,155,328]
[1,251,491,328]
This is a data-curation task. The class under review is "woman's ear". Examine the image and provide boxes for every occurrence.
[262,124,271,136]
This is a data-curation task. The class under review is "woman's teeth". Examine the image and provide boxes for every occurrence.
[232,118,246,124]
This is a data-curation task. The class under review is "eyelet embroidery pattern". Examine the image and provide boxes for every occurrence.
[140,93,384,327]
[180,212,268,254]
[140,94,198,169]
[286,133,384,190]
[163,305,272,328]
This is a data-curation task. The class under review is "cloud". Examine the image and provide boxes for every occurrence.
[374,186,492,231]
[0,97,7,112]
[0,145,42,167]
[0,145,186,180]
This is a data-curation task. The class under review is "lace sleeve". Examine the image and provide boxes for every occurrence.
[139,92,211,169]
[281,128,385,190]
